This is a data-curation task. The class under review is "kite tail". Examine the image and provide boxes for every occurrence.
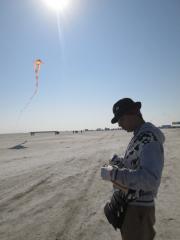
[36,75,39,88]
[18,79,39,118]
[17,59,42,122]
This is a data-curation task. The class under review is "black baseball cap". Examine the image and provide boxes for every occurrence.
[111,98,141,124]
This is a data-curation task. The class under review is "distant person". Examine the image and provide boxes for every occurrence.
[101,98,165,240]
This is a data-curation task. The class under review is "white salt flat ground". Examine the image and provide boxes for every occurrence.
[0,129,180,240]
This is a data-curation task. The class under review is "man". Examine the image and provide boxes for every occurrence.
[101,98,165,240]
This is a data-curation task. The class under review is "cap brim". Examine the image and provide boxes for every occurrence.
[111,117,118,124]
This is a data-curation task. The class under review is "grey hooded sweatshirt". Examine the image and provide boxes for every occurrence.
[114,122,165,206]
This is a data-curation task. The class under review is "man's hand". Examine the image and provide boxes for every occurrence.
[111,180,128,193]
[109,154,124,168]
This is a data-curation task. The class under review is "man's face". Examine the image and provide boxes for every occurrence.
[117,114,135,132]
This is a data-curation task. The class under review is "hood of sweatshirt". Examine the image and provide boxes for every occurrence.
[134,122,165,145]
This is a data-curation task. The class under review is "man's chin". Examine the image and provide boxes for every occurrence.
[126,128,133,132]
[121,126,132,132]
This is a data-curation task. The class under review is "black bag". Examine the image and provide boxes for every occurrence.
[104,190,129,230]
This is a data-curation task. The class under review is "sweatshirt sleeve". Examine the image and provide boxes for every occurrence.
[113,141,164,191]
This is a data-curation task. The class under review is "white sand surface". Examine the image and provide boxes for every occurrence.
[0,129,180,240]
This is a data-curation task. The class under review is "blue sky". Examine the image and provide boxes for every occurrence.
[0,0,180,133]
